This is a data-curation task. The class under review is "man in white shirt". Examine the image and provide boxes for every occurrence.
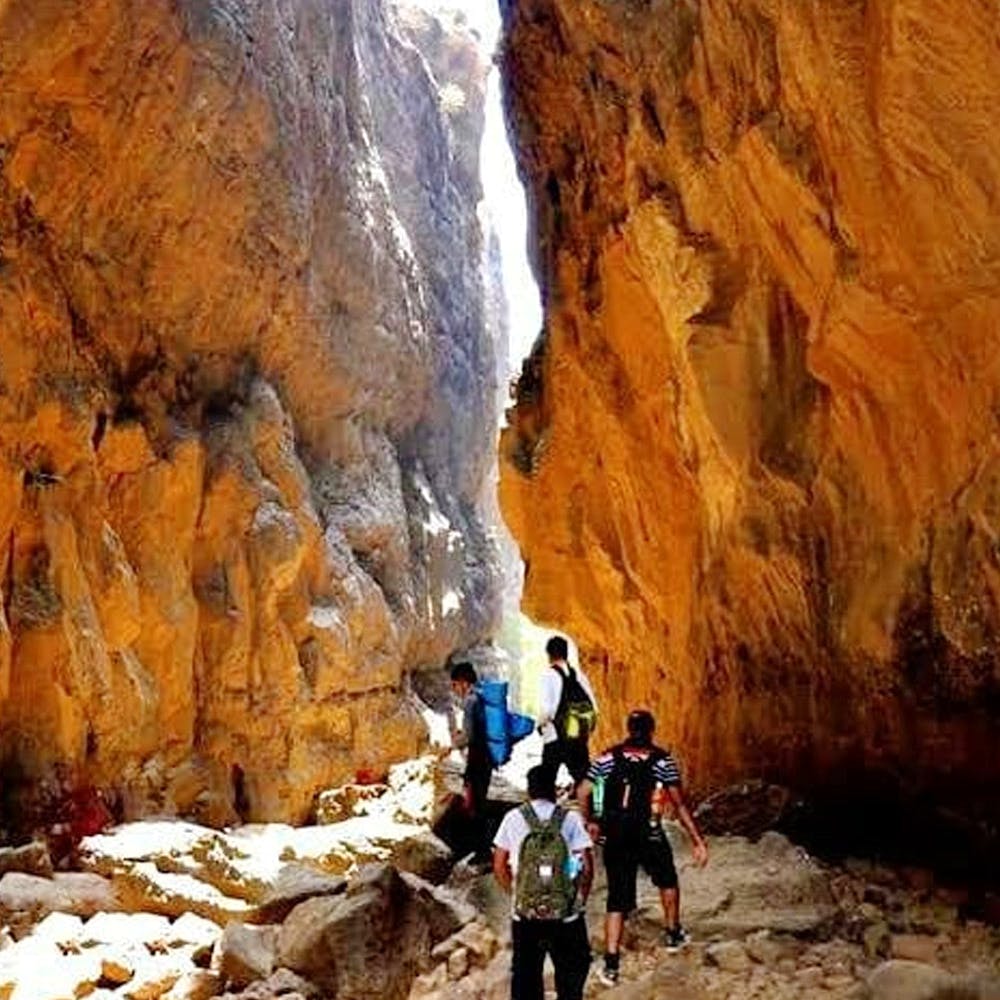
[493,766,593,1000]
[536,636,599,789]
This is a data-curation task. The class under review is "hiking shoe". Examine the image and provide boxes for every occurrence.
[598,964,620,987]
[599,954,620,986]
[663,926,690,952]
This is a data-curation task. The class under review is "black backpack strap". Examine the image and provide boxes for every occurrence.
[548,806,565,831]
[553,666,570,720]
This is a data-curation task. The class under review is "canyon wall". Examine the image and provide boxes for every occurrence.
[0,0,502,824]
[499,0,1000,840]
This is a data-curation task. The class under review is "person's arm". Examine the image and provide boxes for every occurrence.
[452,697,473,750]
[493,847,512,892]
[578,847,594,905]
[536,671,559,731]
[576,778,601,842]
[666,784,709,866]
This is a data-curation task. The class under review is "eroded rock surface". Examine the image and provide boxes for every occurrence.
[498,0,1000,843]
[0,0,502,823]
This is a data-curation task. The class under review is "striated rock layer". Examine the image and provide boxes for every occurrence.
[0,0,502,824]
[499,0,1000,845]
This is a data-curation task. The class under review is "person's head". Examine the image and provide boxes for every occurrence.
[526,765,557,803]
[626,709,656,748]
[449,661,477,696]
[545,635,569,664]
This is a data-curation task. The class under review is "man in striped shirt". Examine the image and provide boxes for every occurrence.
[577,710,708,985]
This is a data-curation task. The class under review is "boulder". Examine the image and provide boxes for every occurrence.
[446,946,469,980]
[218,924,278,990]
[123,969,183,1000]
[393,833,453,886]
[220,968,318,999]
[867,961,962,1000]
[706,940,751,973]
[864,921,892,960]
[315,785,389,825]
[744,929,789,966]
[82,911,173,947]
[100,954,136,986]
[254,866,347,924]
[0,843,53,879]
[637,831,837,938]
[891,935,942,965]
[31,911,85,946]
[168,913,223,951]
[693,783,795,838]
[0,871,118,920]
[276,864,466,999]
[163,970,224,1000]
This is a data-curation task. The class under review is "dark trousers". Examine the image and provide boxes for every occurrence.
[542,738,591,786]
[464,760,493,859]
[511,917,590,1000]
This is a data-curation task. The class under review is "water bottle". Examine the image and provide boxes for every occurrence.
[650,781,667,819]
[592,775,605,820]
[565,853,582,881]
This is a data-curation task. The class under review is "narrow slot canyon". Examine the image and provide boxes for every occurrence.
[0,1,998,999]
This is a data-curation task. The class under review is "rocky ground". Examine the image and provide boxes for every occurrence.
[415,819,1000,1000]
[0,758,995,1000]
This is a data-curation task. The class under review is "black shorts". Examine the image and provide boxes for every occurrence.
[541,738,590,785]
[604,825,678,913]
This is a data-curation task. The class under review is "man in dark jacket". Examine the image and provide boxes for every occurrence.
[450,661,493,861]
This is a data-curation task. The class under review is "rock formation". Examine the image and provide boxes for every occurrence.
[0,0,502,824]
[499,0,1000,846]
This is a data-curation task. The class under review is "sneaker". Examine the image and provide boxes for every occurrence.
[598,954,620,986]
[598,965,619,986]
[663,926,690,952]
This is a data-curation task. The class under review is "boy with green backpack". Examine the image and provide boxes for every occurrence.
[492,766,593,1000]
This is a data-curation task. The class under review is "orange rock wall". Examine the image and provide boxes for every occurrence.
[0,0,502,823]
[500,0,1000,822]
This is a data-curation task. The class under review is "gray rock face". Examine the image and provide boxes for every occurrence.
[218,923,278,989]
[0,0,503,822]
[254,866,347,925]
[866,960,971,1000]
[634,830,837,939]
[276,864,469,999]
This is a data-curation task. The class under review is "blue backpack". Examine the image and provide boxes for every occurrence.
[476,680,535,767]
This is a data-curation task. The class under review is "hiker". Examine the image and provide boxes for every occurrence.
[536,636,598,789]
[493,765,593,1000]
[450,661,493,862]
[577,709,709,986]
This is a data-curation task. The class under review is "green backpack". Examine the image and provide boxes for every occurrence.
[514,805,575,921]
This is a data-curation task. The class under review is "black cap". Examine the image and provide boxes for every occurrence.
[626,709,655,745]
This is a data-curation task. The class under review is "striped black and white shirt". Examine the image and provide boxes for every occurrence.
[586,744,682,786]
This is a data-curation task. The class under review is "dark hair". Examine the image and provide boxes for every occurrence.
[545,635,569,660]
[526,765,556,802]
[626,709,655,747]
[450,662,477,685]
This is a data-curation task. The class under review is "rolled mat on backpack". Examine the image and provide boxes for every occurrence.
[477,680,535,767]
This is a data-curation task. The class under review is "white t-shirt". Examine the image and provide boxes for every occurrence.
[493,800,593,869]
[494,801,593,922]
[537,663,599,744]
